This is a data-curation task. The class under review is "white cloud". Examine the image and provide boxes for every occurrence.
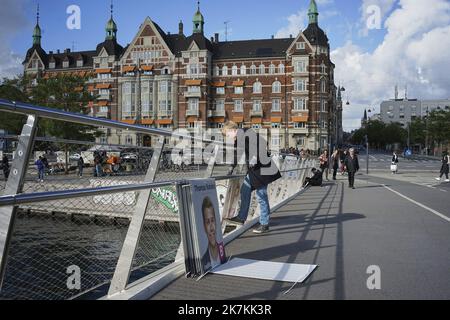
[316,0,334,5]
[0,0,29,80]
[275,10,307,39]
[332,0,450,131]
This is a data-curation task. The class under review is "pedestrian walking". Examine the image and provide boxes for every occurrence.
[340,149,348,175]
[2,155,10,180]
[344,148,359,189]
[223,121,282,234]
[331,149,340,180]
[435,151,450,182]
[78,156,84,177]
[319,150,330,181]
[391,151,399,174]
[35,156,45,182]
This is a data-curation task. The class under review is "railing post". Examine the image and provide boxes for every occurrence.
[108,137,165,297]
[0,114,38,290]
[204,145,219,178]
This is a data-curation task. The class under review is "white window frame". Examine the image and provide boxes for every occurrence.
[294,79,306,92]
[294,98,307,111]
[296,42,306,50]
[272,81,281,93]
[222,65,228,76]
[63,60,69,68]
[294,122,306,129]
[278,64,285,74]
[232,65,238,76]
[240,65,247,75]
[188,98,199,112]
[253,100,262,112]
[250,65,257,75]
[234,100,243,112]
[272,99,281,112]
[234,86,243,94]
[216,87,225,95]
[259,64,265,75]
[269,64,276,74]
[253,82,262,94]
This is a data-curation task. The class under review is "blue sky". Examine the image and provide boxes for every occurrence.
[13,0,386,58]
[3,0,450,131]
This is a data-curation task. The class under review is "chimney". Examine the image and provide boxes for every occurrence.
[211,37,214,42]
[271,35,274,39]
[64,48,71,53]
[179,20,184,35]
[168,31,171,36]
[49,51,53,54]
[214,33,219,43]
[57,49,60,54]
[289,34,293,38]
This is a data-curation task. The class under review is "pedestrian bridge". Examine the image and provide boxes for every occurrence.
[0,99,317,300]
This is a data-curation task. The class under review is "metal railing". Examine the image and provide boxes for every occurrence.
[0,98,316,300]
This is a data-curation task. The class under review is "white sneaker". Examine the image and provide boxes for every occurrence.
[446,179,450,182]
[435,178,441,181]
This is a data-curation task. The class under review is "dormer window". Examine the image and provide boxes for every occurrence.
[63,60,69,68]
[77,59,83,67]
[296,42,305,50]
[49,62,56,69]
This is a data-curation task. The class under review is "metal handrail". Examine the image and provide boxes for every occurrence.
[0,166,312,207]
[0,99,228,146]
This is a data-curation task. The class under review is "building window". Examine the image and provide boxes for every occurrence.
[122,82,136,118]
[294,79,306,92]
[189,64,199,75]
[250,65,257,75]
[240,65,247,75]
[272,99,281,112]
[399,113,405,119]
[99,89,110,95]
[234,86,243,94]
[187,86,201,93]
[49,62,55,69]
[232,65,238,76]
[216,87,225,95]
[272,123,281,129]
[294,122,306,129]
[296,42,306,50]
[77,60,83,67]
[294,60,307,73]
[269,64,276,74]
[98,73,111,80]
[222,65,228,76]
[63,60,69,68]
[278,64,285,74]
[125,135,133,145]
[321,79,327,93]
[253,81,262,94]
[188,98,199,111]
[271,136,280,147]
[294,98,307,111]
[99,106,109,113]
[234,100,243,112]
[215,99,225,111]
[321,100,327,112]
[272,81,281,93]
[252,124,262,129]
[321,64,326,74]
[259,64,265,75]
[141,80,153,115]
[214,66,220,76]
[253,100,262,112]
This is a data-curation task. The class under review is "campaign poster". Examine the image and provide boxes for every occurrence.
[189,179,227,275]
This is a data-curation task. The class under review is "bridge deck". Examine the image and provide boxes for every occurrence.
[152,176,450,300]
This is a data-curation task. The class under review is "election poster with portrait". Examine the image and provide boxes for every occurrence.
[189,179,227,275]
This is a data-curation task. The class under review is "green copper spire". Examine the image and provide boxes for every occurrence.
[33,4,42,46]
[105,0,117,40]
[308,0,319,25]
[193,1,204,34]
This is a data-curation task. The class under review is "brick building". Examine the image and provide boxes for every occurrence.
[23,0,340,152]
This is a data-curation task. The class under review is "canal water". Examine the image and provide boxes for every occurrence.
[0,211,181,300]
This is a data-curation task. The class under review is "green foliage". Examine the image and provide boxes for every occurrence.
[0,75,29,134]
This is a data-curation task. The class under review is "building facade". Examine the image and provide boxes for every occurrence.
[23,1,339,152]
[380,99,450,127]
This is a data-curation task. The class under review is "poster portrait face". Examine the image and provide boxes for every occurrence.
[202,197,217,248]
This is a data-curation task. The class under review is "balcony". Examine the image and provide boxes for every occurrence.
[186,109,200,117]
[250,109,263,117]
[97,93,110,100]
[158,110,172,117]
[184,91,202,98]
[208,109,226,118]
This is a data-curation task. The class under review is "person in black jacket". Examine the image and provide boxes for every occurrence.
[435,151,450,182]
[223,122,282,234]
[344,148,359,189]
[303,168,323,187]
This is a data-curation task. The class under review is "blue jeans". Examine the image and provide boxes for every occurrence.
[38,169,45,181]
[236,175,271,226]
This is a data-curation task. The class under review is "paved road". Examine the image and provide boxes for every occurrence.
[153,173,450,300]
[361,152,441,171]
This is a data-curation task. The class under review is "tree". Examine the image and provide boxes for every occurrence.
[427,110,450,153]
[29,73,102,173]
[0,75,30,134]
